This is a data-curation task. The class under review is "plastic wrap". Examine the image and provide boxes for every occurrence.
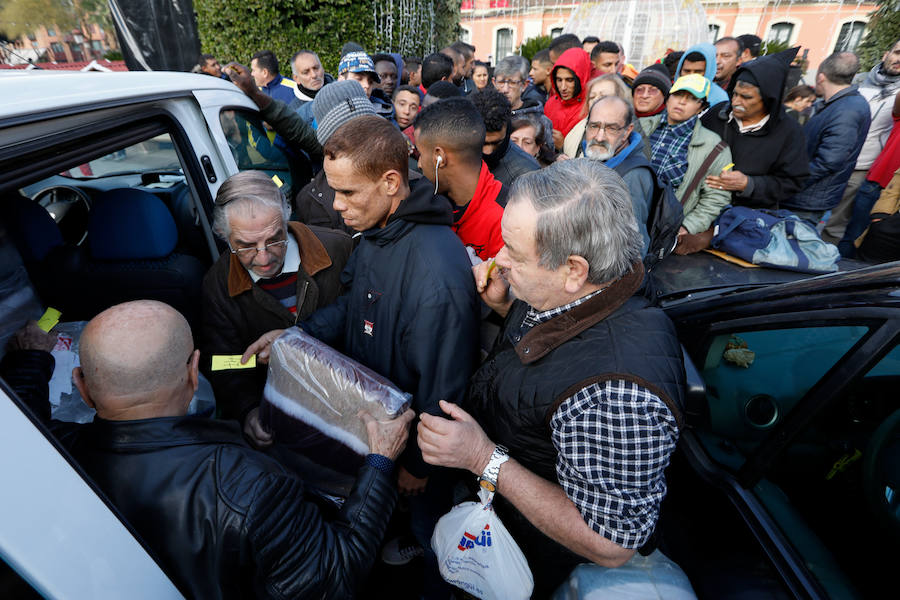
[261,328,411,474]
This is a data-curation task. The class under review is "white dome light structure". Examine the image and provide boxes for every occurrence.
[564,0,709,70]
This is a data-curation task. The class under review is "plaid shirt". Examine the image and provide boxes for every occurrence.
[648,113,697,189]
[520,294,680,549]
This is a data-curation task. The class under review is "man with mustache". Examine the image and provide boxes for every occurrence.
[582,95,654,255]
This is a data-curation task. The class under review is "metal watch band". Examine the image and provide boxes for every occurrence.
[478,444,509,493]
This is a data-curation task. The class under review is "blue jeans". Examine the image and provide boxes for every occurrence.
[838,179,884,258]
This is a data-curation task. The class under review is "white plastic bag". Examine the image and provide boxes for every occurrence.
[432,488,533,600]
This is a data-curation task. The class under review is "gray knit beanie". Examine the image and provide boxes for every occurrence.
[311,80,376,145]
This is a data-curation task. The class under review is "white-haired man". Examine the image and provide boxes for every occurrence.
[418,159,686,597]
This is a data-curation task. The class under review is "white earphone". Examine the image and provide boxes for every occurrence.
[434,155,443,194]
[436,155,443,166]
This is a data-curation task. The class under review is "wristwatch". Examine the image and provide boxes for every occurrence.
[478,444,509,493]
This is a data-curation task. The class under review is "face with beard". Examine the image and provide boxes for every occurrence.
[583,98,632,161]
[883,41,900,76]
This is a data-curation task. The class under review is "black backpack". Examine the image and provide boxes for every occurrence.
[643,169,684,272]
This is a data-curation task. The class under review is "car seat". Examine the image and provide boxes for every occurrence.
[0,193,86,318]
[84,188,206,327]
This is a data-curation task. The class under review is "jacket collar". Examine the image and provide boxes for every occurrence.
[84,415,250,451]
[514,261,645,364]
[227,221,333,297]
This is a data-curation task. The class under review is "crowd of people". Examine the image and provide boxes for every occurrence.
[4,29,900,600]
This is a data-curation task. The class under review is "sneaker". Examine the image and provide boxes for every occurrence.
[381,535,424,565]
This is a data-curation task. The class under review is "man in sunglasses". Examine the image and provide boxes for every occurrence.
[200,170,353,446]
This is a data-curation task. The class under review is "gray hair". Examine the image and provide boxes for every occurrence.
[508,159,642,284]
[494,55,529,81]
[212,171,291,240]
[290,50,319,76]
[588,94,636,129]
[819,51,860,85]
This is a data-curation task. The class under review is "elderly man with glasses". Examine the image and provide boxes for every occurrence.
[200,170,353,446]
[582,95,655,256]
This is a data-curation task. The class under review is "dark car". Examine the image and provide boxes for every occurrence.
[651,254,900,599]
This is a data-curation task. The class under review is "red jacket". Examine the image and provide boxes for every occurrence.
[452,162,505,260]
[544,48,592,137]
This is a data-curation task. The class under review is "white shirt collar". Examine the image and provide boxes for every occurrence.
[248,231,301,282]
[728,111,770,133]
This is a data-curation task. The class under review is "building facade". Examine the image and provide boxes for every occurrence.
[460,0,877,75]
[2,24,117,66]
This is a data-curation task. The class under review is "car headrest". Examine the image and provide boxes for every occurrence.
[1,193,64,263]
[89,189,177,260]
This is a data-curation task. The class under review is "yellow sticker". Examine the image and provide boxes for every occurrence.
[211,355,257,371]
[271,174,284,188]
[37,307,61,332]
[722,163,735,172]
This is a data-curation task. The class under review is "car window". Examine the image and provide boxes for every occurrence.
[748,339,900,599]
[58,134,181,180]
[700,325,869,459]
[219,108,293,196]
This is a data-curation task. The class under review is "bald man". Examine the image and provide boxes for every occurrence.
[14,300,413,600]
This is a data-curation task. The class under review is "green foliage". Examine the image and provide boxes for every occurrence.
[104,49,123,61]
[856,0,900,71]
[760,40,790,56]
[0,0,110,40]
[196,0,459,76]
[517,35,552,62]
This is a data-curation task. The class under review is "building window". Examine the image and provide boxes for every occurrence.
[550,27,563,38]
[496,28,514,61]
[769,22,794,45]
[708,24,721,43]
[834,21,866,53]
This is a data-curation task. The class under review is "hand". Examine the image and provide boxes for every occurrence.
[9,321,57,353]
[556,153,571,161]
[706,170,748,192]
[243,407,274,447]
[397,466,428,496]
[359,407,415,461]
[223,62,271,110]
[418,400,495,475]
[242,329,285,365]
[472,259,512,317]
[552,129,564,151]
[677,226,689,237]
[674,228,714,255]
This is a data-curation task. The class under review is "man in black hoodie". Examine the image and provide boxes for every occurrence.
[702,48,809,209]
[299,115,477,599]
[472,87,541,188]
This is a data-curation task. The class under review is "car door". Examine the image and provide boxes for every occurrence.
[662,271,900,599]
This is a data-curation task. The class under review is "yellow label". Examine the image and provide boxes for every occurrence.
[37,307,61,332]
[722,163,735,172]
[272,174,284,187]
[211,354,256,371]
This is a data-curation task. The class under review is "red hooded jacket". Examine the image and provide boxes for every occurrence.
[544,48,592,137]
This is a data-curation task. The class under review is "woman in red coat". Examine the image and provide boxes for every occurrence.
[544,47,592,150]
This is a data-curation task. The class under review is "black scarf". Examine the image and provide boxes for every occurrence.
[483,128,511,169]
[297,83,320,99]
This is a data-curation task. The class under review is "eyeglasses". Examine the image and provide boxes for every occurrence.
[586,121,625,135]
[228,238,288,258]
[494,78,523,88]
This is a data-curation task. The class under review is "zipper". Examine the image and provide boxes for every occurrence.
[295,280,310,325]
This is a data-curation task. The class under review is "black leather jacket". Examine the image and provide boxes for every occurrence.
[39,403,397,598]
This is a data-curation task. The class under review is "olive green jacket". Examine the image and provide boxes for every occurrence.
[639,113,732,233]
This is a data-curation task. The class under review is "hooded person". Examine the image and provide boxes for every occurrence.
[544,47,593,147]
[700,47,810,209]
[675,43,729,108]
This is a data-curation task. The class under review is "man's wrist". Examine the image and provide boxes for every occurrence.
[365,453,395,476]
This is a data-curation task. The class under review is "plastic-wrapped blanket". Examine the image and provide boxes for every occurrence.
[261,328,411,474]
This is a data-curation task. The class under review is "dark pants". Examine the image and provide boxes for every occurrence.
[838,179,884,258]
[409,469,456,600]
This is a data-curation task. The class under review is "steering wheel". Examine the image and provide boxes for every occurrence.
[863,407,900,539]
[33,185,92,246]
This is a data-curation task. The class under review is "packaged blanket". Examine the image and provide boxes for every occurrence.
[261,328,411,474]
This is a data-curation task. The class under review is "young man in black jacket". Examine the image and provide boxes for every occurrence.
[1,303,413,599]
[246,115,479,599]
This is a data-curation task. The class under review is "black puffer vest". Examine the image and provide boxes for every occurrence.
[465,264,685,597]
